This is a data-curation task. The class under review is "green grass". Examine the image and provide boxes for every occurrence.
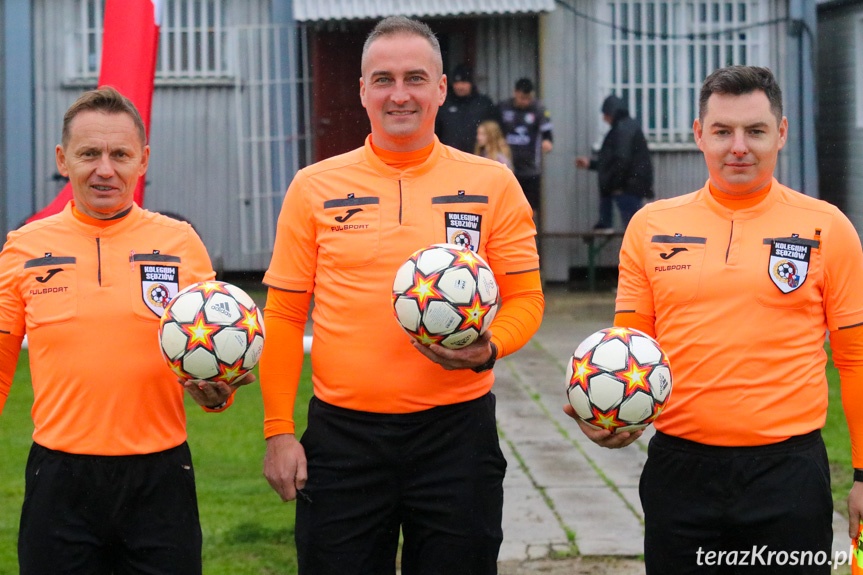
[0,351,313,574]
[0,341,857,572]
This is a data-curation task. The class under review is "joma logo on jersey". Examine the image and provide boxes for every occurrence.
[659,247,688,260]
[335,208,363,223]
[35,268,64,283]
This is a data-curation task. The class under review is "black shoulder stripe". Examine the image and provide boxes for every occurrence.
[615,310,636,314]
[838,322,863,331]
[324,197,380,209]
[24,256,76,269]
[262,282,309,294]
[651,235,706,244]
[131,254,181,263]
[505,267,540,275]
[432,195,489,204]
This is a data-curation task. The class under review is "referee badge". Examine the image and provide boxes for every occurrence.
[140,264,179,317]
[767,238,814,294]
[445,212,482,252]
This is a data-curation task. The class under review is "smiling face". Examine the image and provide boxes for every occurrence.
[359,33,447,152]
[693,90,787,195]
[56,110,149,219]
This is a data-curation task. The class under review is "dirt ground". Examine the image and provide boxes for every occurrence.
[497,556,645,575]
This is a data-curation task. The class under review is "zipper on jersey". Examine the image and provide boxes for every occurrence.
[398,181,403,224]
[725,220,736,264]
[96,238,102,286]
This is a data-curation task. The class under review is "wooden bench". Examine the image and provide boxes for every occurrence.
[542,230,625,291]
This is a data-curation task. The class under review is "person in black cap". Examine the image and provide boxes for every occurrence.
[435,63,498,153]
[576,94,653,231]
[498,78,554,215]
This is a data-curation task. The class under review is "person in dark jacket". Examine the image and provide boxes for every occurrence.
[435,64,498,153]
[576,94,653,231]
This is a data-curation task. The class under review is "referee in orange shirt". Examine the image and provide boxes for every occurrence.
[260,16,544,575]
[0,88,250,574]
[568,66,863,573]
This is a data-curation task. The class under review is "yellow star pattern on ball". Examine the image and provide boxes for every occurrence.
[460,296,487,330]
[620,360,652,395]
[408,275,441,306]
[183,315,217,350]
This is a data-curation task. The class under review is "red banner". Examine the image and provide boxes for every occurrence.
[28,0,160,222]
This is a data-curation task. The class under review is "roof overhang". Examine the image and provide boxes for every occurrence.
[295,0,556,22]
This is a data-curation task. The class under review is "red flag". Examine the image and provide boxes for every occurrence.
[28,0,160,222]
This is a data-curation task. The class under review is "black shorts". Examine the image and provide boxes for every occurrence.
[18,442,202,575]
[640,430,833,575]
[296,393,507,575]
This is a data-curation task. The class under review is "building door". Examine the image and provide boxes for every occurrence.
[311,26,371,162]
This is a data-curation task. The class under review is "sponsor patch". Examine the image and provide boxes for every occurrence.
[768,240,810,293]
[141,265,179,317]
[446,212,482,252]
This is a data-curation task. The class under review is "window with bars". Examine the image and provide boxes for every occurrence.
[600,1,767,144]
[71,0,231,81]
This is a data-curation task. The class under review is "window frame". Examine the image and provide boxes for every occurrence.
[598,0,768,145]
[67,0,233,86]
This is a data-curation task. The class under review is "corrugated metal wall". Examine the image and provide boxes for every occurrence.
[538,0,798,282]
[817,3,863,232]
[32,0,308,273]
[474,16,541,102]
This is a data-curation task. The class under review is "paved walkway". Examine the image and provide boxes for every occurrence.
[496,288,851,563]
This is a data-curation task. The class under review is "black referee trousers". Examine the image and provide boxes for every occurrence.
[296,393,507,575]
[641,430,833,574]
[18,442,202,575]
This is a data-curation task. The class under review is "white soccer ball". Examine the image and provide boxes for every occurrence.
[392,243,499,349]
[158,281,265,382]
[566,327,672,432]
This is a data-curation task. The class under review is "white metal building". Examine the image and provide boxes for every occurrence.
[6,0,819,280]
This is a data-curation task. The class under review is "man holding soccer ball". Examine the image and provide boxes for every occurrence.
[260,16,544,574]
[0,87,249,574]
[569,65,863,573]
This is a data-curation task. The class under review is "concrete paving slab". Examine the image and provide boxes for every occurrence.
[548,486,644,556]
[494,289,850,563]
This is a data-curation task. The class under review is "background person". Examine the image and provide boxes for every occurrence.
[435,63,498,153]
[0,87,250,574]
[475,119,512,169]
[498,77,553,215]
[575,94,653,232]
[260,16,544,575]
[568,65,863,573]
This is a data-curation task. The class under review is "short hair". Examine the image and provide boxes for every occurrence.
[699,66,783,124]
[515,78,534,94]
[62,86,147,148]
[361,16,442,75]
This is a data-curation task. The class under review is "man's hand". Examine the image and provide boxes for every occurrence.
[182,372,256,409]
[263,433,308,502]
[542,140,553,154]
[574,156,590,169]
[411,330,495,371]
[563,404,643,448]
[848,481,863,539]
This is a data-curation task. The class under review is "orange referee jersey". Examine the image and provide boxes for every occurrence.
[262,136,540,437]
[0,202,214,455]
[616,180,863,446]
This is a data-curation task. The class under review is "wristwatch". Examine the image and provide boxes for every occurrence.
[471,342,498,373]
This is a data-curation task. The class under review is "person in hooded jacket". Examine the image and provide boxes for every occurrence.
[576,94,653,231]
[435,64,498,153]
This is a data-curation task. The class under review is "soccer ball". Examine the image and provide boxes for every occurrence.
[565,327,672,432]
[392,243,499,349]
[158,281,265,383]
